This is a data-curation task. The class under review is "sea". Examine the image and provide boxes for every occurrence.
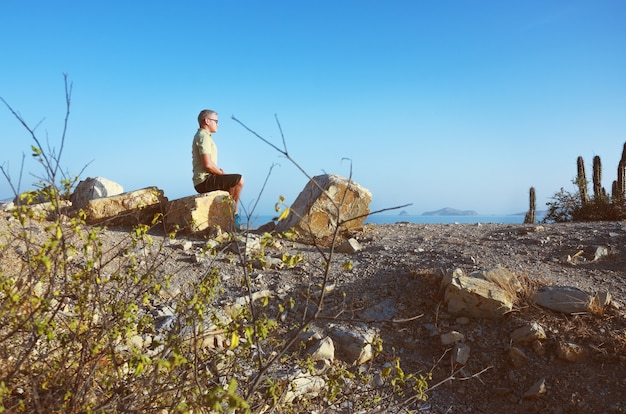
[247,213,542,228]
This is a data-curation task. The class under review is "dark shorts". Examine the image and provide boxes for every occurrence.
[194,174,242,194]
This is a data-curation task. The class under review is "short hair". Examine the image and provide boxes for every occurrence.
[197,109,217,126]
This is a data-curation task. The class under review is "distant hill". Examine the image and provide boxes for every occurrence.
[422,207,478,216]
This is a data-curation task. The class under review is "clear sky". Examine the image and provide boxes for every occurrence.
[1,1,625,217]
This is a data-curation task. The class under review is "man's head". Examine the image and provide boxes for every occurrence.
[198,109,219,132]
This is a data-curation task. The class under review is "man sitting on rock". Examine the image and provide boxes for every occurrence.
[192,109,244,228]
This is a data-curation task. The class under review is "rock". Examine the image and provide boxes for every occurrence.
[532,339,546,356]
[442,267,517,319]
[510,322,546,344]
[532,286,593,314]
[282,369,326,404]
[440,331,465,345]
[12,190,50,205]
[276,174,372,245]
[555,341,585,362]
[256,220,276,233]
[224,290,273,317]
[452,342,471,366]
[336,237,362,253]
[329,324,378,365]
[358,298,397,322]
[523,377,547,399]
[441,268,464,290]
[70,177,124,210]
[423,323,439,337]
[165,191,235,235]
[593,246,609,261]
[146,303,228,353]
[252,255,284,270]
[470,266,523,294]
[229,233,263,257]
[507,346,529,368]
[168,239,194,251]
[308,336,335,372]
[18,200,72,221]
[82,187,167,226]
[456,316,470,325]
[0,201,14,211]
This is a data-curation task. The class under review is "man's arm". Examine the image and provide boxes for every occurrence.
[202,153,223,175]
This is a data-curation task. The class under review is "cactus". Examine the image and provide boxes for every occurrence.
[615,143,626,201]
[592,155,607,202]
[576,156,590,206]
[547,142,626,222]
[523,187,536,224]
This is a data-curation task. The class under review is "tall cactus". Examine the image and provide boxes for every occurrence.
[523,187,536,224]
[592,155,606,202]
[615,143,626,201]
[576,156,590,206]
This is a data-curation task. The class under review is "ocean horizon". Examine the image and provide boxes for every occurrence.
[246,213,542,228]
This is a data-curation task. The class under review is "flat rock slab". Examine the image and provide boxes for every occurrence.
[83,187,167,226]
[532,286,591,314]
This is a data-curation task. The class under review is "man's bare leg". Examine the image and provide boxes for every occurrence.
[229,176,244,214]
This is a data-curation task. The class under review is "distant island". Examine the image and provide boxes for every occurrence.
[422,207,478,216]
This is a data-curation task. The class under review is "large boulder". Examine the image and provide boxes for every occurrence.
[82,187,167,226]
[70,177,124,210]
[165,191,235,235]
[276,174,372,245]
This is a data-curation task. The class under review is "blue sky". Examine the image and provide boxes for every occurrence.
[1,1,625,217]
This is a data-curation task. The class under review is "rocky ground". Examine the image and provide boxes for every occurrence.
[340,220,626,413]
[152,219,626,413]
[2,211,626,413]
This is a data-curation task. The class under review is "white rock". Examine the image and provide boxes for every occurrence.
[71,176,124,210]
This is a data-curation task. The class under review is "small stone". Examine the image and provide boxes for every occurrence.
[440,331,465,345]
[555,342,585,362]
[423,323,439,337]
[309,336,335,363]
[510,322,546,344]
[532,339,546,356]
[508,346,528,368]
[452,342,470,366]
[523,377,547,399]
[336,238,362,253]
[593,246,608,261]
[128,335,144,349]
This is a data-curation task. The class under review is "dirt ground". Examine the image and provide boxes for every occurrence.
[334,221,626,413]
[2,212,626,413]
[166,219,626,413]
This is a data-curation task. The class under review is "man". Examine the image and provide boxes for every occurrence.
[192,109,244,227]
